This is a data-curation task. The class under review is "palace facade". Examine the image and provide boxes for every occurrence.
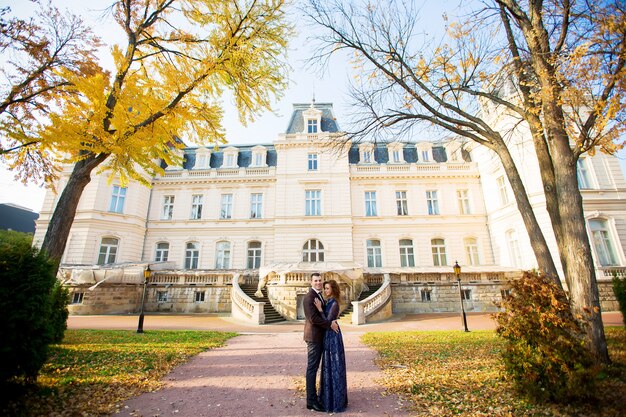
[34,102,625,324]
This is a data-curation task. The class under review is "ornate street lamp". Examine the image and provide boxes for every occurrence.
[454,261,469,332]
[137,265,151,333]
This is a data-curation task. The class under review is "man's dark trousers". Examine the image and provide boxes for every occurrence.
[306,341,324,405]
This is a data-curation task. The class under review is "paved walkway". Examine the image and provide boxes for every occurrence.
[66,312,623,417]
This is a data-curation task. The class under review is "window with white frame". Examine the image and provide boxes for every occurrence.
[589,219,619,266]
[254,153,263,166]
[190,195,203,220]
[363,150,372,163]
[392,149,402,163]
[220,194,233,219]
[577,158,592,189]
[497,176,510,205]
[194,291,205,302]
[185,242,200,269]
[506,229,522,267]
[421,150,430,162]
[194,148,211,169]
[215,241,231,269]
[464,237,479,265]
[365,191,377,216]
[109,185,127,213]
[399,239,415,267]
[251,146,267,167]
[247,241,262,269]
[308,153,318,171]
[421,289,431,302]
[431,238,447,266]
[224,154,235,167]
[457,189,471,214]
[305,190,321,216]
[71,292,84,304]
[162,195,174,220]
[98,237,119,265]
[303,239,324,262]
[250,193,263,219]
[426,190,439,215]
[367,239,382,267]
[359,143,375,164]
[396,191,408,215]
[155,242,169,262]
[307,119,318,133]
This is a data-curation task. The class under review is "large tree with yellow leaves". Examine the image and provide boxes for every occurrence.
[10,1,291,264]
[306,0,625,364]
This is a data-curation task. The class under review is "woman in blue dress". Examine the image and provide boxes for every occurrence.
[314,279,348,413]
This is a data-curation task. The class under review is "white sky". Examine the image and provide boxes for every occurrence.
[1,0,625,212]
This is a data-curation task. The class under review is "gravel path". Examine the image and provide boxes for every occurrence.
[113,332,410,417]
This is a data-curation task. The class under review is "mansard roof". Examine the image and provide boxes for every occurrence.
[285,102,340,134]
[348,143,453,164]
[160,144,278,170]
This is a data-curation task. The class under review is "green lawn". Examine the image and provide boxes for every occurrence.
[363,327,626,416]
[2,328,624,416]
[1,330,237,416]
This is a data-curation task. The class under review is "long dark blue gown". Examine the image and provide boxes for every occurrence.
[319,298,348,412]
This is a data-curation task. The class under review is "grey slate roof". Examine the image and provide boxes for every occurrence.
[174,145,279,169]
[285,102,340,134]
[0,203,39,234]
[348,143,455,164]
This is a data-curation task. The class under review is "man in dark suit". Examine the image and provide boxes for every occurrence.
[304,272,339,412]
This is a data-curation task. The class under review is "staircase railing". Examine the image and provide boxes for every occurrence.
[230,273,266,324]
[351,273,392,325]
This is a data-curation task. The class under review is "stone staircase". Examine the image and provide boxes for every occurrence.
[239,284,286,324]
[339,283,382,319]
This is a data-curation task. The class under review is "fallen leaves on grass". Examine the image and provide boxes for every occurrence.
[362,328,626,417]
[2,329,236,416]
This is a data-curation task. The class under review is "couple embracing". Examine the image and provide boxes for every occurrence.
[303,272,348,413]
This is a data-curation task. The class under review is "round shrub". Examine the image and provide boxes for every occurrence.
[0,230,60,383]
[494,271,596,403]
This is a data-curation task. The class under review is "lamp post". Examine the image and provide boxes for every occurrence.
[454,261,469,332]
[137,265,151,333]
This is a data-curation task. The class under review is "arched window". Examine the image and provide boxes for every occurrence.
[464,238,479,266]
[303,239,324,262]
[399,239,415,267]
[98,237,119,265]
[247,241,262,269]
[215,241,231,269]
[185,242,200,269]
[589,219,618,266]
[155,242,169,262]
[505,230,522,267]
[367,239,382,267]
[431,238,447,266]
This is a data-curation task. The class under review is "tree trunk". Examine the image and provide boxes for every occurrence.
[492,143,561,283]
[41,153,109,264]
[550,140,609,364]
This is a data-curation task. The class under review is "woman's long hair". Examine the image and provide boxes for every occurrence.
[323,279,341,308]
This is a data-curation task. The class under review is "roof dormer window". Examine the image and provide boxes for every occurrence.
[359,143,376,164]
[193,147,211,169]
[307,119,318,133]
[222,146,239,168]
[250,145,267,167]
[416,143,433,163]
[387,142,405,164]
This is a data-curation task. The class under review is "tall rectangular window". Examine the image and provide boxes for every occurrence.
[162,195,174,220]
[305,190,321,216]
[421,150,430,161]
[109,185,127,213]
[589,219,618,266]
[190,195,203,220]
[247,241,262,269]
[363,151,372,163]
[308,153,318,171]
[396,191,408,216]
[250,193,263,219]
[215,241,231,269]
[577,158,591,189]
[225,154,235,167]
[220,194,233,219]
[307,119,318,133]
[464,238,479,265]
[457,189,470,214]
[426,190,439,215]
[431,238,447,266]
[461,289,472,301]
[421,289,431,302]
[497,176,509,205]
[367,240,382,267]
[254,153,263,166]
[392,150,401,163]
[155,242,169,262]
[194,291,205,302]
[185,242,199,269]
[399,239,415,267]
[98,237,119,265]
[365,191,377,216]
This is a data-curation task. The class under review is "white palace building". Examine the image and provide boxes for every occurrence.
[34,102,625,324]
